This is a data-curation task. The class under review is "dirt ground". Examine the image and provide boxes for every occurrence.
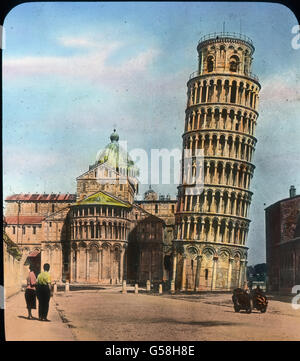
[4,290,75,341]
[50,287,300,341]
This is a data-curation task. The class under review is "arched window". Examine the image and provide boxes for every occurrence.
[230,81,237,103]
[90,222,94,238]
[207,56,214,72]
[205,269,209,280]
[229,56,239,72]
[201,81,207,102]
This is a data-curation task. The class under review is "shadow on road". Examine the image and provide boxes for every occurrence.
[17,315,39,321]
[147,318,241,327]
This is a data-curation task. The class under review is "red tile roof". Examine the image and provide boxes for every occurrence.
[4,216,45,225]
[5,193,76,202]
[28,250,41,257]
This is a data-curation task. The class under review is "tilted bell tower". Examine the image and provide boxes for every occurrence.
[172,32,261,292]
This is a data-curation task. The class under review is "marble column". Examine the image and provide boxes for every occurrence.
[211,256,218,290]
[181,255,187,291]
[238,259,246,287]
[76,249,80,282]
[120,247,125,282]
[195,255,202,291]
[172,252,177,284]
[86,248,89,281]
[70,248,73,283]
[227,257,234,290]
[98,249,101,283]
[186,219,191,240]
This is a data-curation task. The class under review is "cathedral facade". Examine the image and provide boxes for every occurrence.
[4,131,175,286]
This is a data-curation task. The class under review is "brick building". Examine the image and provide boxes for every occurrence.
[265,186,300,292]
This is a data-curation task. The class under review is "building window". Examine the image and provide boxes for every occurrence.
[229,56,239,72]
[230,81,237,103]
[33,226,36,235]
[49,222,52,227]
[90,247,98,262]
[22,227,26,235]
[171,205,175,213]
[52,204,55,213]
[205,269,209,280]
[90,222,94,238]
[155,204,158,214]
[13,226,15,234]
[35,203,38,213]
[207,56,214,72]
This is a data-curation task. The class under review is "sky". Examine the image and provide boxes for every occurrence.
[3,2,300,265]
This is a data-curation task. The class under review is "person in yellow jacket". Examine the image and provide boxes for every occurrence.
[36,263,52,321]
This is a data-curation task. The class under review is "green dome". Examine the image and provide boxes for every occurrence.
[96,130,139,177]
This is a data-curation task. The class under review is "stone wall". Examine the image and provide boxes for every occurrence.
[5,199,73,217]
[3,234,27,298]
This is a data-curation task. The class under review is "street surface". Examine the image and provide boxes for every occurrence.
[5,286,300,341]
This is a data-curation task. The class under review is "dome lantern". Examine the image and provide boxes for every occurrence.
[110,129,119,143]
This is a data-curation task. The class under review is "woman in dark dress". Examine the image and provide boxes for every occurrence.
[25,265,37,319]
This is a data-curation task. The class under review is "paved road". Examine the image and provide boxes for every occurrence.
[4,291,75,341]
[52,288,300,341]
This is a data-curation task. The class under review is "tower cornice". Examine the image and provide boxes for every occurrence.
[187,72,261,88]
[185,102,259,117]
[182,128,258,143]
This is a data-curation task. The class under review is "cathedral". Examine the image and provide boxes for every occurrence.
[4,130,176,287]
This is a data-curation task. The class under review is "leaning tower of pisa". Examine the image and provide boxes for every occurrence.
[172,32,261,292]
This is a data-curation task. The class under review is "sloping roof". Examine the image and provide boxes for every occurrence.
[132,203,166,225]
[28,250,40,257]
[5,216,45,225]
[76,191,132,208]
[44,205,71,221]
[5,193,76,202]
[265,194,300,211]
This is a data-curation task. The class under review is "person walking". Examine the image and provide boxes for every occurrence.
[25,265,37,319]
[36,263,52,321]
